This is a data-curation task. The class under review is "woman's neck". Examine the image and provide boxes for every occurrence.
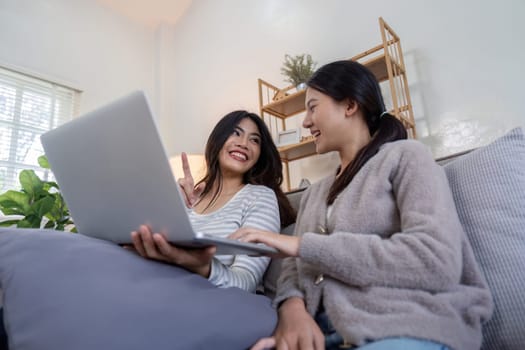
[213,176,245,195]
[337,113,372,174]
[338,144,368,174]
[338,136,371,175]
[194,176,245,214]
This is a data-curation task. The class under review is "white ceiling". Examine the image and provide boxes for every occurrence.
[96,0,193,28]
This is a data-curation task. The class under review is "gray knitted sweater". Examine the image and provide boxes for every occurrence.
[274,140,493,350]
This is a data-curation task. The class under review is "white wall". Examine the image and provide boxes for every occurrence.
[0,0,156,115]
[161,0,525,188]
[2,0,524,189]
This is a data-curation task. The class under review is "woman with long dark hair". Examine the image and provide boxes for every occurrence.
[130,110,295,293]
[232,61,493,350]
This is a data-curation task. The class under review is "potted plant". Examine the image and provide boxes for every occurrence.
[0,155,76,231]
[280,53,317,90]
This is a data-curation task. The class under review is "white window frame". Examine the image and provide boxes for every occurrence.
[0,64,81,193]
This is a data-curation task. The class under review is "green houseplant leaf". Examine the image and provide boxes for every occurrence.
[33,196,56,218]
[0,190,31,215]
[0,155,76,232]
[19,169,44,199]
[0,219,20,227]
[38,155,51,169]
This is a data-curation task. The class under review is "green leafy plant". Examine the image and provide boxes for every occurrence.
[280,53,317,87]
[0,155,76,231]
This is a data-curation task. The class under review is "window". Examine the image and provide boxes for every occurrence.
[0,66,80,193]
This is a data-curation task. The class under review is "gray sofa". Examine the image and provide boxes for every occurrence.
[1,128,523,350]
[263,128,525,350]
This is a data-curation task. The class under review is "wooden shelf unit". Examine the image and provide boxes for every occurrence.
[258,17,416,190]
[352,17,416,137]
[358,53,404,82]
[277,137,316,162]
[258,79,315,190]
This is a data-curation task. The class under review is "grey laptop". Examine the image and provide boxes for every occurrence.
[40,91,278,256]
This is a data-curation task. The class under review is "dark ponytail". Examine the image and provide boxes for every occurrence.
[307,60,407,205]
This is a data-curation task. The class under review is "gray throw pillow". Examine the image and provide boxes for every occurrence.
[0,229,276,350]
[443,127,525,350]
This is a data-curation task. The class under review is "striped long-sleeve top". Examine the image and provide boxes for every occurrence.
[188,184,280,292]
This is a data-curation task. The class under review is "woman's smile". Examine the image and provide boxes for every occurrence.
[229,150,248,162]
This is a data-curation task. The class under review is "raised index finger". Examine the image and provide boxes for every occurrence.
[181,152,194,183]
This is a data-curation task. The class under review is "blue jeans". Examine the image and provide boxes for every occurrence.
[357,338,450,350]
[315,311,450,350]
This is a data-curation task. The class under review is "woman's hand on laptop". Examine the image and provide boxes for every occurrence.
[177,152,206,208]
[131,225,216,278]
[229,228,300,258]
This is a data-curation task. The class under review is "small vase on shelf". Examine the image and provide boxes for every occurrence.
[296,82,307,91]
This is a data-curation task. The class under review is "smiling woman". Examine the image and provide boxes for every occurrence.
[233,61,493,350]
[129,110,296,293]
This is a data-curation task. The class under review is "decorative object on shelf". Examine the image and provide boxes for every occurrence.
[296,82,307,91]
[276,128,301,147]
[280,54,317,89]
[0,155,76,231]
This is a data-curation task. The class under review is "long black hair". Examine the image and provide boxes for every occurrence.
[196,110,296,227]
[307,60,408,205]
